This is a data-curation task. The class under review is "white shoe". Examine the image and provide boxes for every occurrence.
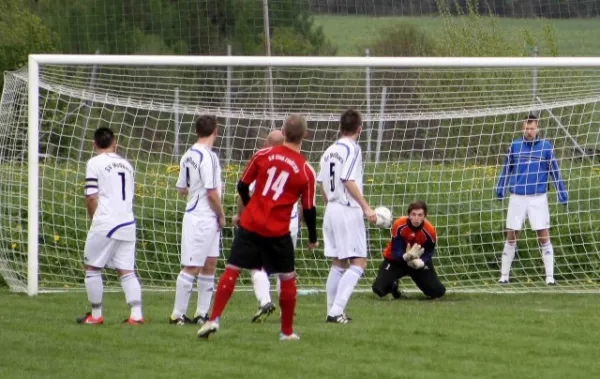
[546,277,556,285]
[280,332,300,341]
[197,320,219,339]
[498,276,509,284]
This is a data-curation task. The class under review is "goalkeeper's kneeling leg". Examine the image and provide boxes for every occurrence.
[423,283,446,299]
[371,283,388,298]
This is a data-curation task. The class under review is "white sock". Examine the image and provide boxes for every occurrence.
[275,276,281,297]
[120,272,143,320]
[252,270,272,307]
[329,265,363,317]
[172,271,195,319]
[85,270,103,319]
[326,266,345,314]
[541,242,554,280]
[500,242,517,280]
[195,274,215,317]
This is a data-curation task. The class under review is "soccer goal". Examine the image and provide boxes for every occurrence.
[1,55,600,295]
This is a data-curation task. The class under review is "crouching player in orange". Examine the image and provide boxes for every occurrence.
[372,201,446,300]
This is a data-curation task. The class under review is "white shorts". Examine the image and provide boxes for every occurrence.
[323,202,367,259]
[290,216,299,249]
[181,213,220,266]
[84,232,136,270]
[506,194,550,231]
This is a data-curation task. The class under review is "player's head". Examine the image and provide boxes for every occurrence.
[195,115,218,138]
[264,129,285,148]
[522,114,538,141]
[339,109,362,137]
[93,127,116,151]
[282,115,308,144]
[407,200,427,228]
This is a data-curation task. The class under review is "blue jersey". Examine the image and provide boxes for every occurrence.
[496,137,568,203]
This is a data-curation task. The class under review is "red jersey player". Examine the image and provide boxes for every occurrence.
[197,115,318,341]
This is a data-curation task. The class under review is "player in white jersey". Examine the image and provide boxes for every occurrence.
[317,109,377,324]
[231,130,300,323]
[77,127,143,325]
[169,115,226,326]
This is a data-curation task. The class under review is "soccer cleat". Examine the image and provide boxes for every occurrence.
[546,278,557,285]
[76,312,104,325]
[326,314,351,324]
[498,276,509,284]
[197,320,219,339]
[192,313,209,325]
[122,317,144,325]
[280,332,300,341]
[251,302,276,323]
[169,314,192,326]
[391,280,402,299]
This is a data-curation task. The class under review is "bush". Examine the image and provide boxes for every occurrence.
[363,22,437,57]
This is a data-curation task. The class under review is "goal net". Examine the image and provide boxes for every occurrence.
[1,55,600,294]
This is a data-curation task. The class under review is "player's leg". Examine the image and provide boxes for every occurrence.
[77,232,113,324]
[372,259,406,298]
[328,206,367,323]
[410,261,446,299]
[194,226,220,323]
[529,195,554,284]
[171,214,202,324]
[323,204,347,315]
[113,239,144,324]
[500,195,525,283]
[251,268,276,323]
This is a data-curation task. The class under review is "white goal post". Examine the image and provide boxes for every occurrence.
[5,55,600,295]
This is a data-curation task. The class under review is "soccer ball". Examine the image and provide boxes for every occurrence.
[374,206,393,229]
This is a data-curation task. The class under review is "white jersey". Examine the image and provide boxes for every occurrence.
[317,138,363,208]
[84,153,136,241]
[176,143,222,218]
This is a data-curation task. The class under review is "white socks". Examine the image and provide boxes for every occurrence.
[196,274,215,317]
[541,242,554,282]
[326,266,345,314]
[120,272,143,320]
[252,270,272,307]
[500,242,517,281]
[172,271,195,319]
[329,265,363,317]
[85,270,103,318]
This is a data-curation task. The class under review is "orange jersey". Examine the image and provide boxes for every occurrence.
[382,216,436,263]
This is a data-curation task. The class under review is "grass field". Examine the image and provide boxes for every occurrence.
[2,289,600,378]
[313,15,600,57]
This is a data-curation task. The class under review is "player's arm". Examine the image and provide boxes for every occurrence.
[201,153,226,228]
[175,159,188,197]
[301,164,318,248]
[340,146,376,222]
[496,144,514,199]
[237,153,260,206]
[548,146,568,204]
[84,162,99,219]
[316,160,328,205]
[318,183,328,205]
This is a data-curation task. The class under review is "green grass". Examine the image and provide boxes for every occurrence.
[313,15,600,56]
[2,289,600,378]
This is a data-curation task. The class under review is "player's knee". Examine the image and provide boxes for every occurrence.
[427,285,446,299]
[371,283,387,298]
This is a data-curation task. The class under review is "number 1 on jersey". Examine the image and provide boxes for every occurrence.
[262,166,289,200]
[118,172,126,200]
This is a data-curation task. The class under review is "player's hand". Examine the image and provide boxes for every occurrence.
[308,241,319,249]
[364,207,377,224]
[409,243,424,258]
[407,258,425,270]
[232,214,240,228]
[217,214,226,230]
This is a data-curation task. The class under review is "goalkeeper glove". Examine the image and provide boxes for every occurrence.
[407,258,425,270]
[402,244,425,262]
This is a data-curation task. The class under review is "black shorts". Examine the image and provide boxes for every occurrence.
[227,227,295,274]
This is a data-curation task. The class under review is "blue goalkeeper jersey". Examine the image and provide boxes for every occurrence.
[496,137,568,203]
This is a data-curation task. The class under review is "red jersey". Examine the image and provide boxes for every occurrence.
[240,145,316,237]
[383,216,437,263]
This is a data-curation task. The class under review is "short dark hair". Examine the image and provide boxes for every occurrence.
[283,115,307,143]
[407,200,427,216]
[525,114,538,124]
[339,109,362,136]
[94,127,114,149]
[195,115,218,137]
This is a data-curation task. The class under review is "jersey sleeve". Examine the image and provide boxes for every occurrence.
[84,161,99,196]
[316,156,327,183]
[340,144,360,181]
[421,222,437,264]
[240,151,261,185]
[200,152,219,190]
[176,155,187,189]
[301,163,317,210]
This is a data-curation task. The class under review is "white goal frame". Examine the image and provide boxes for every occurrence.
[26,54,600,296]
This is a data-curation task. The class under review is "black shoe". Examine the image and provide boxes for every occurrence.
[391,281,402,299]
[326,314,351,324]
[252,302,276,323]
[169,314,192,325]
[192,314,209,325]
